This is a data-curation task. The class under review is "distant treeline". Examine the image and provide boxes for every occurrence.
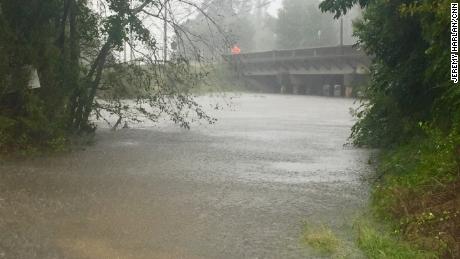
[176,0,360,59]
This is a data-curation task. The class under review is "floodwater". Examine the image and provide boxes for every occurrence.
[0,94,371,258]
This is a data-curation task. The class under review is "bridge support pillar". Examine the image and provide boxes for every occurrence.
[277,73,292,94]
[290,75,303,95]
[304,76,320,95]
[292,84,300,95]
[304,77,312,95]
[343,74,355,97]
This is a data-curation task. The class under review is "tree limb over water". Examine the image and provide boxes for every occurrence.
[0,0,224,150]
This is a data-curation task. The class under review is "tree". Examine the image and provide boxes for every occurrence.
[275,0,339,49]
[319,0,455,147]
[0,0,222,151]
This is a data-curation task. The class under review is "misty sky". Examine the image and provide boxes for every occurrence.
[267,0,326,17]
[267,0,283,16]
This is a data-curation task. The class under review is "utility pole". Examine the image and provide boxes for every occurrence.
[124,0,127,63]
[254,0,269,51]
[129,0,134,62]
[256,0,262,19]
[340,17,344,54]
[124,44,127,63]
[163,0,168,63]
[340,18,344,47]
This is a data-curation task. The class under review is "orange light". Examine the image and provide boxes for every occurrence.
[231,45,241,55]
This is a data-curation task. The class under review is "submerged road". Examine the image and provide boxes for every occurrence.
[0,94,371,258]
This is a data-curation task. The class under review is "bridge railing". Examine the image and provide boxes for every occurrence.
[225,45,364,64]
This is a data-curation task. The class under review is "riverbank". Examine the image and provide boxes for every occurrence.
[358,133,460,258]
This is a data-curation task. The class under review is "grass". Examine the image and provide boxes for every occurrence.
[300,219,439,259]
[302,224,341,255]
[299,131,460,258]
[362,129,460,258]
[356,221,438,259]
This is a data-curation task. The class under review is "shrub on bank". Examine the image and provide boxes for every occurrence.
[369,128,460,258]
[0,91,73,155]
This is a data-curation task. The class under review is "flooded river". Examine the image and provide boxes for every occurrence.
[0,94,371,258]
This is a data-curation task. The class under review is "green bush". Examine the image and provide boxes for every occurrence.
[368,127,460,257]
[0,93,69,154]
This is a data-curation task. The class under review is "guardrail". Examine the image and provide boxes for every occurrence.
[224,45,366,63]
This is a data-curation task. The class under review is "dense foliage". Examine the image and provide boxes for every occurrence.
[0,0,217,153]
[320,0,457,148]
[321,0,460,257]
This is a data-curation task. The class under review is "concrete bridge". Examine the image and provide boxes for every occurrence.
[225,45,371,97]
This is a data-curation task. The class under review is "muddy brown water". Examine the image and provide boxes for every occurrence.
[0,94,371,259]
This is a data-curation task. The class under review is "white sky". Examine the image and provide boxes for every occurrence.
[266,0,327,17]
[267,0,283,16]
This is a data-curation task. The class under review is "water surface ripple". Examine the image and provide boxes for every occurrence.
[0,94,371,258]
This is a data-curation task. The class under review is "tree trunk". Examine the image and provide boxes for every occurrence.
[67,0,83,131]
[69,0,154,132]
[57,0,70,51]
[72,40,112,132]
